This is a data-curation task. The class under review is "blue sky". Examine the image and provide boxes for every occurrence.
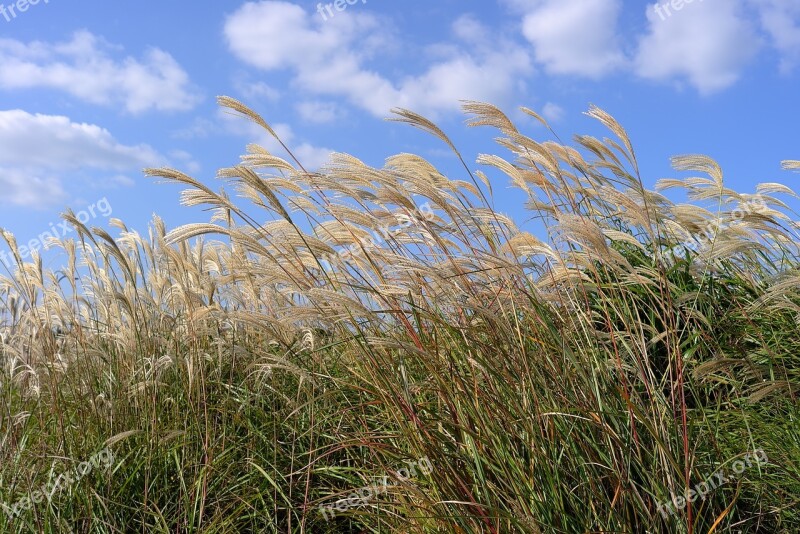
[0,0,798,269]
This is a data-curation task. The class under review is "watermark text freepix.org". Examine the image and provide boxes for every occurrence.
[1,0,49,23]
[317,0,366,22]
[668,194,768,257]
[318,456,432,521]
[1,447,114,519]
[653,0,705,21]
[656,448,768,518]
[317,202,435,269]
[0,197,113,268]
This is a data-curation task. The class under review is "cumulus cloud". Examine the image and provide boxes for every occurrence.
[0,110,164,207]
[0,31,201,114]
[541,102,564,123]
[0,168,68,208]
[235,80,281,102]
[171,117,215,140]
[224,1,531,117]
[751,0,800,73]
[217,108,334,170]
[634,1,760,93]
[452,14,489,44]
[506,0,625,78]
[296,100,343,123]
[292,142,338,170]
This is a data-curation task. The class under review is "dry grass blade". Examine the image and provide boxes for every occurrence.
[388,107,459,155]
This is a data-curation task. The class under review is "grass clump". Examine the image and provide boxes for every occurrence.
[0,98,799,533]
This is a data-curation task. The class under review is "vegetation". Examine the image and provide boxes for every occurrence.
[1,98,798,533]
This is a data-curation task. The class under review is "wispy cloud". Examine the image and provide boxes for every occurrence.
[751,0,800,74]
[514,0,625,78]
[634,0,760,94]
[224,1,531,118]
[296,100,343,124]
[218,107,335,170]
[0,31,201,114]
[0,110,164,207]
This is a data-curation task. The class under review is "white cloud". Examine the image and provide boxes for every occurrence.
[292,143,337,170]
[397,49,531,115]
[296,100,343,123]
[108,175,136,187]
[0,31,201,114]
[259,122,336,170]
[0,110,165,207]
[218,108,334,170]
[452,14,488,44]
[172,117,215,140]
[512,0,625,78]
[751,0,800,73]
[634,1,760,93]
[169,150,202,174]
[0,168,67,208]
[236,80,281,102]
[224,1,531,118]
[541,102,564,122]
[264,123,335,170]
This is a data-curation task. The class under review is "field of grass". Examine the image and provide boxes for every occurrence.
[1,98,798,533]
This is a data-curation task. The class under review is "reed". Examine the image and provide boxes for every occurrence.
[0,98,797,533]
